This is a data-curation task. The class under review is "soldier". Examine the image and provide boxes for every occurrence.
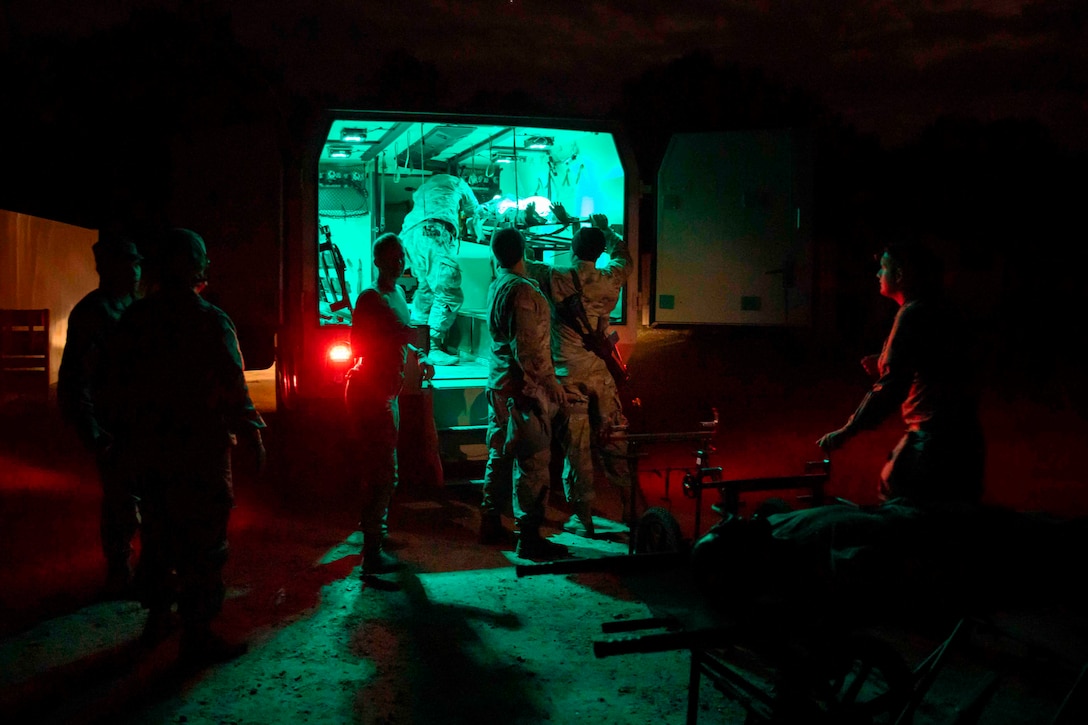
[817,239,985,504]
[478,228,568,559]
[57,233,143,598]
[112,227,266,666]
[346,233,435,580]
[525,215,633,538]
[399,173,484,365]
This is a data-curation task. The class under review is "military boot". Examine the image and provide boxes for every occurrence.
[428,333,460,366]
[140,607,179,647]
[479,513,515,545]
[361,532,401,577]
[515,529,569,561]
[562,501,596,538]
[102,560,136,601]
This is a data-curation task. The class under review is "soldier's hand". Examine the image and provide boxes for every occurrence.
[245,430,267,476]
[590,213,609,230]
[816,428,848,452]
[254,440,268,476]
[860,354,880,378]
[94,431,115,463]
[551,202,571,224]
[418,357,435,382]
[564,388,588,406]
[545,381,567,411]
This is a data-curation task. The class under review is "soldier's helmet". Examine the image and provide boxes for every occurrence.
[159,228,209,288]
[92,233,143,267]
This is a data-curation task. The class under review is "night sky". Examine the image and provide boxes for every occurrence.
[3,0,1085,151]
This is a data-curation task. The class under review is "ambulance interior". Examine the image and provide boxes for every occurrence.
[316,118,628,407]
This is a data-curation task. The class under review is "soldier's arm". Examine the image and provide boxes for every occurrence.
[593,216,633,283]
[216,313,266,435]
[57,305,106,448]
[355,290,415,355]
[351,290,382,359]
[457,176,481,214]
[840,308,918,436]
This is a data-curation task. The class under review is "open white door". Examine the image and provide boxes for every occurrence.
[654,130,813,326]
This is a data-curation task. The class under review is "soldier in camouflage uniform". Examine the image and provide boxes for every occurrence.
[112,228,266,666]
[58,234,143,597]
[525,215,633,538]
[399,173,484,365]
[478,228,568,560]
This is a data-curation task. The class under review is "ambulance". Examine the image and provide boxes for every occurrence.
[276,110,813,470]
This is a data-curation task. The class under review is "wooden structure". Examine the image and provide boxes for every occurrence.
[0,309,51,400]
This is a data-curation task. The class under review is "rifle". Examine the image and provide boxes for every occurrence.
[554,270,630,386]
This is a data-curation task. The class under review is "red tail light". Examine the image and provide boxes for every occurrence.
[328,342,352,363]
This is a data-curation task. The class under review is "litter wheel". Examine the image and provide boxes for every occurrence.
[634,507,684,554]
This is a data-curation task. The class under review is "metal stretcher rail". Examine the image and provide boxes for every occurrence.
[603,410,831,552]
[531,416,1087,721]
[520,553,919,724]
[523,546,1088,725]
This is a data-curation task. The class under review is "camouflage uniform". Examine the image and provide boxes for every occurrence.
[58,288,139,585]
[399,174,480,348]
[113,286,265,632]
[480,270,560,535]
[526,229,633,509]
[345,284,416,554]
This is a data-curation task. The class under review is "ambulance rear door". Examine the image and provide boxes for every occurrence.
[653,129,813,326]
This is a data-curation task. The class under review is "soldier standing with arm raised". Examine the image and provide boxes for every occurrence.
[524,214,633,537]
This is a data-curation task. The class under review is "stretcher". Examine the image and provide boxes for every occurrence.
[520,414,1088,723]
[519,549,1088,724]
[601,409,831,555]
